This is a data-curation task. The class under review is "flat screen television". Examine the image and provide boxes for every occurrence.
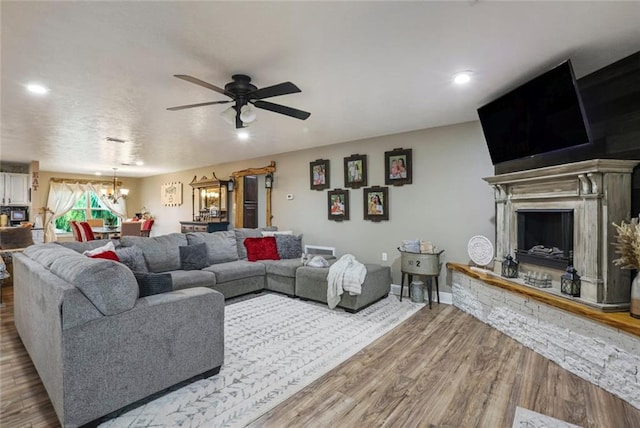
[477,60,592,165]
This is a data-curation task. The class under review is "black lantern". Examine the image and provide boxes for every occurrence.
[227,177,235,193]
[501,255,519,278]
[561,265,581,297]
[265,173,273,189]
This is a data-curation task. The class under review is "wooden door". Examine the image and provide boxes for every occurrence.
[243,176,258,228]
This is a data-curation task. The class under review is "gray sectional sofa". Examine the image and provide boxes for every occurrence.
[13,228,391,427]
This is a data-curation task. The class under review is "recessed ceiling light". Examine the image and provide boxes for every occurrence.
[26,83,49,95]
[95,172,102,176]
[237,131,250,140]
[135,161,144,166]
[453,71,472,85]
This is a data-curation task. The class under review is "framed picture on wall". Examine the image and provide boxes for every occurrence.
[310,159,330,191]
[385,148,412,186]
[363,186,389,222]
[327,188,349,221]
[343,154,367,189]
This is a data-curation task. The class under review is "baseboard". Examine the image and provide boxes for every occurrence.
[390,283,452,305]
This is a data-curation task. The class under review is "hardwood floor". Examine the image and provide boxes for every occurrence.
[2,285,639,428]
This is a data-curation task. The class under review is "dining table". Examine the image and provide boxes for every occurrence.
[91,227,121,240]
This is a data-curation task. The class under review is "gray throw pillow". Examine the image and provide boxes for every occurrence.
[180,243,208,271]
[134,272,173,297]
[115,246,148,273]
[275,234,303,259]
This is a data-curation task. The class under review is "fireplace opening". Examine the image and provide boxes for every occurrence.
[516,209,574,270]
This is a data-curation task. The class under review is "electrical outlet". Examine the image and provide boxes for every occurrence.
[382,252,388,261]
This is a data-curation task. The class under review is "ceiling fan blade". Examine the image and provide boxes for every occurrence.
[174,75,232,97]
[248,82,301,100]
[253,100,311,120]
[166,100,231,111]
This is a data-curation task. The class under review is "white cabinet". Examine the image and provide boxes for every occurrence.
[0,173,29,206]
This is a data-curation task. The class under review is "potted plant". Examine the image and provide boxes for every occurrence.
[612,217,640,318]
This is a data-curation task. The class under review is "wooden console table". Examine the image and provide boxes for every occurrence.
[180,221,229,233]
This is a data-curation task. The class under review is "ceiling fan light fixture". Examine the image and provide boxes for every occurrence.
[221,106,236,125]
[239,104,257,123]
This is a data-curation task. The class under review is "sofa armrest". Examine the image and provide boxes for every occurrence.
[61,287,224,427]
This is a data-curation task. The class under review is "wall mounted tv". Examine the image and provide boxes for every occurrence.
[477,60,592,165]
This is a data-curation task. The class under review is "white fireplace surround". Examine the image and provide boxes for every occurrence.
[484,159,639,307]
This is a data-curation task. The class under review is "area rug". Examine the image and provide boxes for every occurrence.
[512,407,583,428]
[100,293,423,428]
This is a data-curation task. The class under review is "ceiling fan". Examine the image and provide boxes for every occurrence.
[167,74,311,128]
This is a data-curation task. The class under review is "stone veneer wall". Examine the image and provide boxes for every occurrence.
[451,270,640,409]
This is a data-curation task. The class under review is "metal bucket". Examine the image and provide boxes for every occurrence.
[410,280,424,303]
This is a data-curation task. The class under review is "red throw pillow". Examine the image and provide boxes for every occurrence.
[89,251,120,261]
[244,237,280,262]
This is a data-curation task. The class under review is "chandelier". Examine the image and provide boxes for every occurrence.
[101,168,129,203]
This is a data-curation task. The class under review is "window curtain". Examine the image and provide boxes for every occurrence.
[43,181,128,242]
[44,182,85,242]
[88,183,128,219]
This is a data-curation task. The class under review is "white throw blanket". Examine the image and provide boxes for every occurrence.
[327,254,367,309]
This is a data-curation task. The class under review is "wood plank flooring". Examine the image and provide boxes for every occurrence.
[2,285,639,428]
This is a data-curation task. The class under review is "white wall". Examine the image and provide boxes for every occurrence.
[138,120,495,290]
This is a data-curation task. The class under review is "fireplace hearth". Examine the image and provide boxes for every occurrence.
[484,159,639,310]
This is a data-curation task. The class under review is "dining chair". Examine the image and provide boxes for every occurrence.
[120,221,142,237]
[70,221,96,242]
[140,219,155,237]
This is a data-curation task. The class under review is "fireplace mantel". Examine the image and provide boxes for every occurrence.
[484,159,639,309]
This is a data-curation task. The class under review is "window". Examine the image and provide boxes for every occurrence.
[54,191,120,233]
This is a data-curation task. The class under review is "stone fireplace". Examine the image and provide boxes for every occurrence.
[484,159,639,310]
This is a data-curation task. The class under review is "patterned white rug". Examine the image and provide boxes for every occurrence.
[100,293,422,428]
[513,407,583,428]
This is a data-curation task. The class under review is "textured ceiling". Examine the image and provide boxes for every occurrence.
[2,1,639,177]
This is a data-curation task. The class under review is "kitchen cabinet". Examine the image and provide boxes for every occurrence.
[0,173,29,206]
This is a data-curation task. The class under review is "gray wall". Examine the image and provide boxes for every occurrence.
[139,120,495,290]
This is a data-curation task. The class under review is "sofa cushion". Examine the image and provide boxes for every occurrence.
[133,272,173,297]
[83,241,116,256]
[186,231,238,264]
[88,250,120,261]
[167,269,216,291]
[275,234,303,259]
[180,243,208,271]
[115,246,149,273]
[203,260,266,283]
[244,237,280,262]
[121,233,187,273]
[49,253,138,316]
[233,228,264,260]
[25,243,79,269]
[259,258,302,277]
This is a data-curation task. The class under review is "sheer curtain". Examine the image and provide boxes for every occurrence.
[88,183,128,219]
[44,181,128,242]
[44,182,85,242]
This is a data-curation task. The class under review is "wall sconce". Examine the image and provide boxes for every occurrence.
[561,265,581,297]
[501,255,519,279]
[265,173,273,189]
[227,178,235,192]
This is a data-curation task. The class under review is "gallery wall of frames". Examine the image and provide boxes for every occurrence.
[310,148,412,223]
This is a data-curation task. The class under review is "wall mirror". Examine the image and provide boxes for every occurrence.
[188,172,229,222]
[232,161,276,228]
